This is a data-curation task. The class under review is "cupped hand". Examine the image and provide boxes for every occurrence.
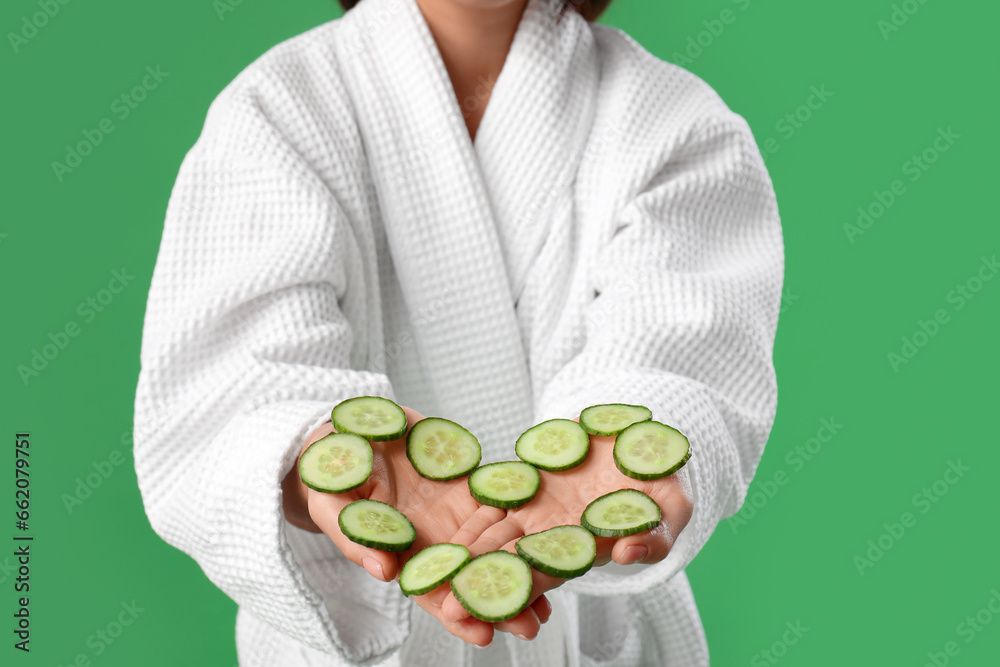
[438,430,694,627]
[282,406,551,647]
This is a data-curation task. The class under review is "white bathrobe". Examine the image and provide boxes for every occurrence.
[133,0,784,664]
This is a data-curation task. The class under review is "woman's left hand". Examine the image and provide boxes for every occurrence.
[434,430,694,633]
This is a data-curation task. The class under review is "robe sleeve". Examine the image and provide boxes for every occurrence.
[537,113,784,596]
[133,84,412,663]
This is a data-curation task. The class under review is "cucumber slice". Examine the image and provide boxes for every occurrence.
[515,525,596,579]
[581,489,661,538]
[332,396,407,441]
[613,420,691,480]
[468,461,540,509]
[406,418,482,481]
[298,432,373,493]
[338,499,416,552]
[515,419,590,471]
[449,551,533,622]
[579,403,652,437]
[399,543,471,596]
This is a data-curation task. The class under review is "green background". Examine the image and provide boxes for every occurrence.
[2,0,997,664]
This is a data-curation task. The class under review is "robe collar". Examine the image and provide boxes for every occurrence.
[334,0,598,450]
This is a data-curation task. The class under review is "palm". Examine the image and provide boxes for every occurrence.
[304,407,544,646]
[306,407,481,568]
[362,438,482,559]
[439,432,693,624]
[513,434,689,546]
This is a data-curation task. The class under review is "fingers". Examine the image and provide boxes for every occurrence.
[411,587,495,647]
[441,538,564,625]
[610,473,693,566]
[435,592,551,642]
[440,565,561,633]
[433,504,518,618]
[447,617,495,648]
[495,605,541,640]
[448,504,507,549]
[532,595,553,624]
[303,420,337,448]
[395,406,425,441]
[308,488,400,582]
[611,520,675,566]
[304,406,426,582]
[461,516,526,556]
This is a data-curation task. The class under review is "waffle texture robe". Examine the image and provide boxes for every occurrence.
[133,0,784,664]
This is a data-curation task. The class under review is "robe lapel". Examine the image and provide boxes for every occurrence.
[473,0,600,303]
[333,0,539,452]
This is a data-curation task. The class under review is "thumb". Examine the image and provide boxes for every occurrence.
[610,522,675,566]
[308,487,401,582]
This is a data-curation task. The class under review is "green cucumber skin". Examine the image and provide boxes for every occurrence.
[449,552,532,623]
[405,418,482,481]
[401,574,462,597]
[341,532,414,552]
[469,485,538,509]
[331,396,408,442]
[580,490,662,538]
[525,459,585,473]
[515,543,594,580]
[580,515,660,539]
[614,446,692,481]
[399,544,471,597]
[299,471,368,495]
[579,403,652,437]
[514,419,590,472]
[338,500,416,552]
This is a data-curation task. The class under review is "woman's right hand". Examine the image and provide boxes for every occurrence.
[281,405,551,647]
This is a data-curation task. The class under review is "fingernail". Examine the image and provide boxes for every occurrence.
[621,545,648,564]
[474,640,492,650]
[514,633,530,641]
[362,557,385,581]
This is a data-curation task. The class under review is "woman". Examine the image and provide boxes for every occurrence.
[133,0,784,664]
